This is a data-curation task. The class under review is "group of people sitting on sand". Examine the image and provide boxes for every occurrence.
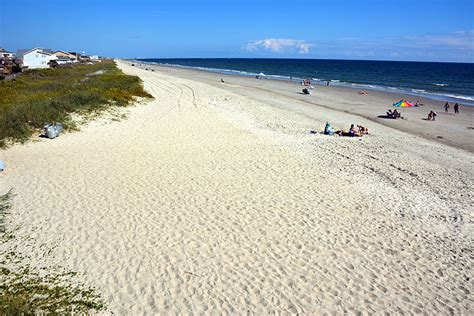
[324,122,368,137]
[386,109,401,119]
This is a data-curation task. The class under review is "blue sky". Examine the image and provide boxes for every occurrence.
[1,0,473,62]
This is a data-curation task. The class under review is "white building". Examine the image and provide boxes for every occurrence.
[0,48,14,58]
[22,48,57,69]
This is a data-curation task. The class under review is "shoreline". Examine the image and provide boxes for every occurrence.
[125,60,474,153]
[132,59,474,106]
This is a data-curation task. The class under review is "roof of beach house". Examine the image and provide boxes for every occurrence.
[54,50,75,56]
[0,48,14,54]
[16,48,54,57]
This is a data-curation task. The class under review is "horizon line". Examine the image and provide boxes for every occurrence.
[128,57,474,64]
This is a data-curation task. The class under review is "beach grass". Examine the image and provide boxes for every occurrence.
[0,189,13,234]
[0,60,152,148]
[0,190,106,314]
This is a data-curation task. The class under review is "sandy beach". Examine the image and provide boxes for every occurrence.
[0,60,472,313]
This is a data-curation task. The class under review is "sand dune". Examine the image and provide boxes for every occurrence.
[0,60,472,314]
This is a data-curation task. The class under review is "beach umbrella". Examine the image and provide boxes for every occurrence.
[393,100,414,107]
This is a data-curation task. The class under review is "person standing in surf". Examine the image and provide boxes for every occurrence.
[454,103,459,115]
[444,102,450,113]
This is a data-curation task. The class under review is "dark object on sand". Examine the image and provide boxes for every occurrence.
[131,63,135,66]
[302,88,310,95]
[43,123,63,139]
[0,160,4,171]
[385,109,401,119]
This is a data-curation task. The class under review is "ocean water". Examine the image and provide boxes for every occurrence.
[137,58,474,105]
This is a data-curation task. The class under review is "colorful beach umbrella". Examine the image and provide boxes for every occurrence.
[393,100,414,107]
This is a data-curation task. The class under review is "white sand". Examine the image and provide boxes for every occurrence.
[0,60,472,314]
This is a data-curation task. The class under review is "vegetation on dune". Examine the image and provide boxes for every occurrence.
[0,190,106,313]
[0,189,12,233]
[0,60,152,147]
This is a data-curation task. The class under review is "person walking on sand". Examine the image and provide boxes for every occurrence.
[454,103,459,114]
[444,102,450,113]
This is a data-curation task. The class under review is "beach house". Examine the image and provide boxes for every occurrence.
[54,50,78,61]
[68,52,81,60]
[0,48,15,59]
[22,48,58,69]
[52,51,78,66]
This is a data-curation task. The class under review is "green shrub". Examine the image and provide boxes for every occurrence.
[0,61,152,147]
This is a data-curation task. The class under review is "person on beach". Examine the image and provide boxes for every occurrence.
[393,109,401,119]
[454,103,459,114]
[221,78,225,83]
[348,124,357,136]
[357,125,369,135]
[324,122,334,135]
[335,124,362,137]
[444,102,450,113]
[428,110,437,121]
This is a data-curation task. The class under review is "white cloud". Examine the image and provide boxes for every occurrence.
[244,30,473,62]
[247,38,313,54]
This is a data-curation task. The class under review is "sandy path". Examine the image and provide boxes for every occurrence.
[0,61,472,314]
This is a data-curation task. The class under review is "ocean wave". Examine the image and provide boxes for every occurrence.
[136,60,474,105]
[349,83,379,89]
[408,88,474,102]
[428,92,474,101]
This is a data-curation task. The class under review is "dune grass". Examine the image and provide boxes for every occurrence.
[0,60,152,148]
[0,190,106,314]
[0,189,12,234]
